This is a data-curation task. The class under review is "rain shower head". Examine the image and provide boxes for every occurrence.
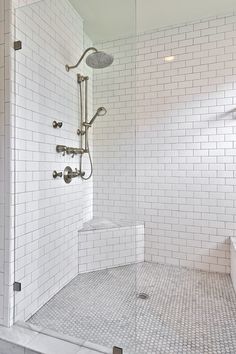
[65,47,113,72]
[86,51,113,69]
[88,107,107,125]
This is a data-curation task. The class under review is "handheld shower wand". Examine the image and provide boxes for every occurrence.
[83,107,107,128]
[78,107,107,136]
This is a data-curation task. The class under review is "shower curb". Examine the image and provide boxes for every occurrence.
[0,322,107,354]
[16,321,111,354]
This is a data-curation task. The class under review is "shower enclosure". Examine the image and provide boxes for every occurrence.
[11,1,236,353]
[13,0,140,353]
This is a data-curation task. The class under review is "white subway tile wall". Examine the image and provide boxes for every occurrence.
[94,14,236,274]
[0,0,5,326]
[12,0,93,322]
[1,0,236,329]
[79,224,144,273]
[1,0,14,328]
[93,36,137,221]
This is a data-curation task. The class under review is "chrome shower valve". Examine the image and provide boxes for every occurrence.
[56,145,67,156]
[64,166,84,183]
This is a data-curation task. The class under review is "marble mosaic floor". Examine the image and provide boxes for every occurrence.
[28,263,236,354]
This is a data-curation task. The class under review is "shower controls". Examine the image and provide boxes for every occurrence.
[52,121,63,128]
[64,166,83,184]
[66,147,75,157]
[56,145,85,157]
[66,147,85,157]
[56,145,67,155]
[53,171,63,179]
[53,168,85,183]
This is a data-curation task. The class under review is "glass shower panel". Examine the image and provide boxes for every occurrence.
[78,3,138,352]
[14,1,138,353]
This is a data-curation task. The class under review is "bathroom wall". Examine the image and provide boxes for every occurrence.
[93,36,137,221]
[11,0,93,322]
[94,13,236,273]
[0,0,14,327]
[0,0,5,325]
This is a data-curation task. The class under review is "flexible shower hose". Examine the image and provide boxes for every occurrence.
[80,140,93,180]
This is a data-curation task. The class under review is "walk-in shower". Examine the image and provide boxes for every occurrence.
[11,1,236,354]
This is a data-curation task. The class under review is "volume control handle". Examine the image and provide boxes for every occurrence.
[53,171,63,179]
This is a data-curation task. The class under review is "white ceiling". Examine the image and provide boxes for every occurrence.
[69,0,236,42]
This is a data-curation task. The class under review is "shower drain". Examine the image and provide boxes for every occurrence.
[137,292,149,300]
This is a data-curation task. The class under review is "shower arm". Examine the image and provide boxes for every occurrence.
[65,47,98,72]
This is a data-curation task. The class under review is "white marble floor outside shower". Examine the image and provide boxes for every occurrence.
[28,263,236,354]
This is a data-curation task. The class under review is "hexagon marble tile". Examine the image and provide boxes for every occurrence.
[28,263,236,354]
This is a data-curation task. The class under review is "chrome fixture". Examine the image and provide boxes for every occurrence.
[77,107,107,135]
[52,121,63,128]
[64,166,85,184]
[86,51,113,69]
[77,128,86,136]
[77,74,88,83]
[53,171,63,179]
[65,47,113,72]
[87,107,107,126]
[56,145,85,157]
[56,145,67,156]
[66,147,85,157]
[77,72,108,180]
[65,48,113,180]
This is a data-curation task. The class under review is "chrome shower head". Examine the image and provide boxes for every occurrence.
[86,51,114,69]
[65,47,113,72]
[89,107,107,125]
